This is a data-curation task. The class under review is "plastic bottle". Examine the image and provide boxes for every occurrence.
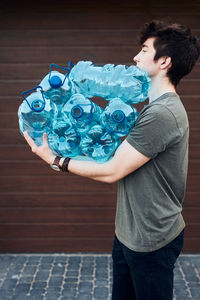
[48,127,81,157]
[101,98,138,137]
[18,86,57,146]
[80,124,121,162]
[69,61,151,104]
[38,63,73,111]
[62,93,103,134]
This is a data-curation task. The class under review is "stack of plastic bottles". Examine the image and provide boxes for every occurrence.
[18,61,151,162]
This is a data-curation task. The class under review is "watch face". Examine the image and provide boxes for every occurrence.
[50,164,61,171]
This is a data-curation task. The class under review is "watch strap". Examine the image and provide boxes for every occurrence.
[62,157,71,172]
[52,156,62,170]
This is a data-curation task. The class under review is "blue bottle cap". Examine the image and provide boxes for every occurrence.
[49,75,63,88]
[112,110,125,123]
[31,99,45,112]
[71,105,83,119]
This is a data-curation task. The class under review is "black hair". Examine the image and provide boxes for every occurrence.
[139,20,200,86]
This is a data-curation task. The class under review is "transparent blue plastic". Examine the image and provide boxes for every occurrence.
[18,61,151,161]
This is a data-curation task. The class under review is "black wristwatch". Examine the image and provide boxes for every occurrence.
[50,156,62,171]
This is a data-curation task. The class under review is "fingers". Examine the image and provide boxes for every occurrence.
[42,132,48,146]
[23,131,37,150]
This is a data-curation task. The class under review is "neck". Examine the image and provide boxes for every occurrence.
[148,75,176,103]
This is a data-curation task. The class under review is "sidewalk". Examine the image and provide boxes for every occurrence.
[0,254,199,300]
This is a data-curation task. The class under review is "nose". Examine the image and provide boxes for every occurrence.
[133,54,139,64]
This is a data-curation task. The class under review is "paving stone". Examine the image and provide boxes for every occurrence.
[94,286,109,298]
[0,254,199,300]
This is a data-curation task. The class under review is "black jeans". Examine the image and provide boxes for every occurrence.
[112,230,184,300]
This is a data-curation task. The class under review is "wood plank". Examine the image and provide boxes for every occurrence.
[1,2,200,30]
[0,46,143,64]
[0,191,198,208]
[183,208,200,223]
[183,192,200,207]
[0,223,114,238]
[0,207,115,223]
[0,30,140,47]
[183,239,200,253]
[0,192,117,208]
[0,176,116,193]
[0,238,114,253]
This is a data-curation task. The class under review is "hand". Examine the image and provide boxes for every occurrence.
[23,131,56,165]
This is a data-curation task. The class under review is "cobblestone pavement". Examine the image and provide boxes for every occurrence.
[0,254,199,300]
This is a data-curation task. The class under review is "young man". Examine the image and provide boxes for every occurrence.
[24,20,200,300]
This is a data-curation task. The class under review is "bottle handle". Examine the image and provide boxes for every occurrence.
[21,86,46,112]
[49,61,74,85]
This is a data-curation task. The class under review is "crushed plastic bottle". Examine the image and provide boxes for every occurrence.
[18,86,57,146]
[80,125,121,162]
[101,98,138,137]
[48,127,81,157]
[62,93,103,134]
[69,61,151,104]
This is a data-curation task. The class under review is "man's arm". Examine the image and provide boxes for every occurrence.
[24,131,150,183]
[67,140,150,182]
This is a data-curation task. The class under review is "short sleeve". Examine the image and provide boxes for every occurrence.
[126,104,181,159]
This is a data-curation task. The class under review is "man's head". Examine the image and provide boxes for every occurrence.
[133,20,200,86]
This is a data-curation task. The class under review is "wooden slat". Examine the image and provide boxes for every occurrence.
[0,207,115,223]
[0,30,140,47]
[0,46,143,64]
[0,238,114,253]
[0,192,117,208]
[183,192,200,207]
[0,176,116,193]
[0,223,114,239]
[0,2,200,30]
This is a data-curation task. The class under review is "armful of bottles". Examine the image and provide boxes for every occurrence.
[18,61,151,162]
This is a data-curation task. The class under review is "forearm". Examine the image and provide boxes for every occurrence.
[61,157,116,183]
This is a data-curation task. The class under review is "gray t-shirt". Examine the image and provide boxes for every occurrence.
[115,92,188,252]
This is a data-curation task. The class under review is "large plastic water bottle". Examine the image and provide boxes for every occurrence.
[69,61,151,104]
[80,125,121,162]
[48,127,81,157]
[38,63,73,111]
[62,93,103,134]
[101,98,138,137]
[18,86,57,146]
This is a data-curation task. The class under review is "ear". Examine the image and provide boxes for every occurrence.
[160,57,171,70]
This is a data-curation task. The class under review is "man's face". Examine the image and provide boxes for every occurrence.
[133,37,160,77]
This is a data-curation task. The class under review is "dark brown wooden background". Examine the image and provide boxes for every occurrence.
[0,0,199,253]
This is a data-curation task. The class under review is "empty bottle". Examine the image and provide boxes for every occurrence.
[18,86,57,146]
[101,98,138,137]
[69,61,151,104]
[80,124,121,162]
[38,63,73,111]
[48,127,81,157]
[62,93,103,134]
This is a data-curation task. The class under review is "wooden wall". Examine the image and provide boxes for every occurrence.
[0,0,199,252]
